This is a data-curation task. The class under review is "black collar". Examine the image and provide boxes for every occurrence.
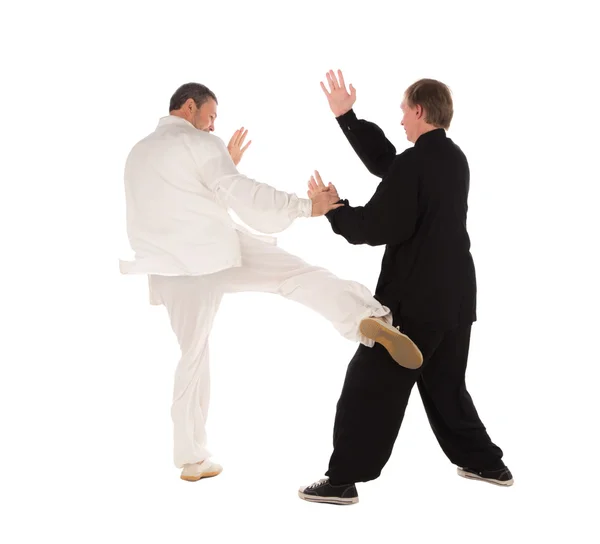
[414,128,447,147]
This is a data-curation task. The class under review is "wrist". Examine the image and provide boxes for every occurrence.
[299,197,313,218]
[334,106,356,119]
[334,108,351,118]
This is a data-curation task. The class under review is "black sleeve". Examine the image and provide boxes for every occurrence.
[336,109,397,178]
[325,154,418,246]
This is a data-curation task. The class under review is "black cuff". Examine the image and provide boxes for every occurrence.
[325,199,348,223]
[335,109,358,130]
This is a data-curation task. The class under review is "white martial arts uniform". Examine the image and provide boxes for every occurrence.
[119,115,392,468]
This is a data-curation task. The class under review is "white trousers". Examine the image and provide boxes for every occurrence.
[149,231,392,468]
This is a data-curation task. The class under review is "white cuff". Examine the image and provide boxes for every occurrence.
[298,198,312,218]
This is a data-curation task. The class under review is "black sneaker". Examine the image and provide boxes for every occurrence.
[457,466,514,486]
[298,478,359,505]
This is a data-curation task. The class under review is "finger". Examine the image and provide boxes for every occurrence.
[349,84,356,99]
[236,127,245,146]
[313,171,321,187]
[314,170,326,189]
[331,203,345,209]
[337,69,346,90]
[228,130,239,146]
[320,81,330,96]
[326,71,337,92]
[241,140,252,152]
[235,129,244,147]
[329,70,339,90]
[325,72,333,92]
[309,177,318,191]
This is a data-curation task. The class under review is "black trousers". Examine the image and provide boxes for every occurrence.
[325,317,505,485]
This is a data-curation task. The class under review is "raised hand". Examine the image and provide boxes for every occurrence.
[227,127,252,165]
[320,69,356,117]
[307,170,344,216]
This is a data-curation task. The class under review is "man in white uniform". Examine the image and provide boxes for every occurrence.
[119,82,423,483]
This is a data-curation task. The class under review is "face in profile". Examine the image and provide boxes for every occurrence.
[191,98,217,132]
[400,98,420,143]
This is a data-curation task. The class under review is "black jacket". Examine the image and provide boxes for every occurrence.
[325,109,477,328]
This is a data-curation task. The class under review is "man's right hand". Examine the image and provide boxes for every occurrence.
[227,127,252,166]
[307,170,345,216]
[320,69,356,117]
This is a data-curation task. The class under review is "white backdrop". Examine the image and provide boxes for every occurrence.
[2,0,599,542]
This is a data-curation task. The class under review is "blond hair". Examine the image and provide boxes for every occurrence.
[404,79,453,129]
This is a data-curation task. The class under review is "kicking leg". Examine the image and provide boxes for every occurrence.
[219,232,422,369]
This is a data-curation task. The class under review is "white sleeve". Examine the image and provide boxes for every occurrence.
[196,134,312,233]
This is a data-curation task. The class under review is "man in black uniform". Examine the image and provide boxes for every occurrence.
[299,70,513,505]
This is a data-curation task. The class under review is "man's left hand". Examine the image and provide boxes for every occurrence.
[227,127,252,165]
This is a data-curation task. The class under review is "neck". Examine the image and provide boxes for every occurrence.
[414,124,441,142]
[170,109,192,123]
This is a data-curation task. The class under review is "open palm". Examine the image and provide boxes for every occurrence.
[320,69,356,117]
[227,127,252,166]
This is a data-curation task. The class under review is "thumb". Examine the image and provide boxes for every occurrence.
[349,84,356,98]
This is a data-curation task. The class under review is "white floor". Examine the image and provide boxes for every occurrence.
[3,279,596,543]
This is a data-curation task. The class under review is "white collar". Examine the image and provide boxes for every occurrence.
[157,115,195,129]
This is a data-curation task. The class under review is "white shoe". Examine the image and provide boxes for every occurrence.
[180,459,223,482]
[359,317,423,369]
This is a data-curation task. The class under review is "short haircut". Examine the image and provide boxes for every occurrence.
[404,79,453,129]
[169,83,217,112]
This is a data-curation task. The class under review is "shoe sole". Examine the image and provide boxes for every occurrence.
[359,318,423,369]
[457,468,514,487]
[180,468,222,482]
[298,491,358,505]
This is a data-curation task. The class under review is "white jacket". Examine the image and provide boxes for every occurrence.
[119,115,313,277]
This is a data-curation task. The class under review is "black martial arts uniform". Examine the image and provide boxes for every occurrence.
[324,109,506,484]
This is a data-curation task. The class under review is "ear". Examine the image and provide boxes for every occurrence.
[186,98,196,112]
[415,104,424,119]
